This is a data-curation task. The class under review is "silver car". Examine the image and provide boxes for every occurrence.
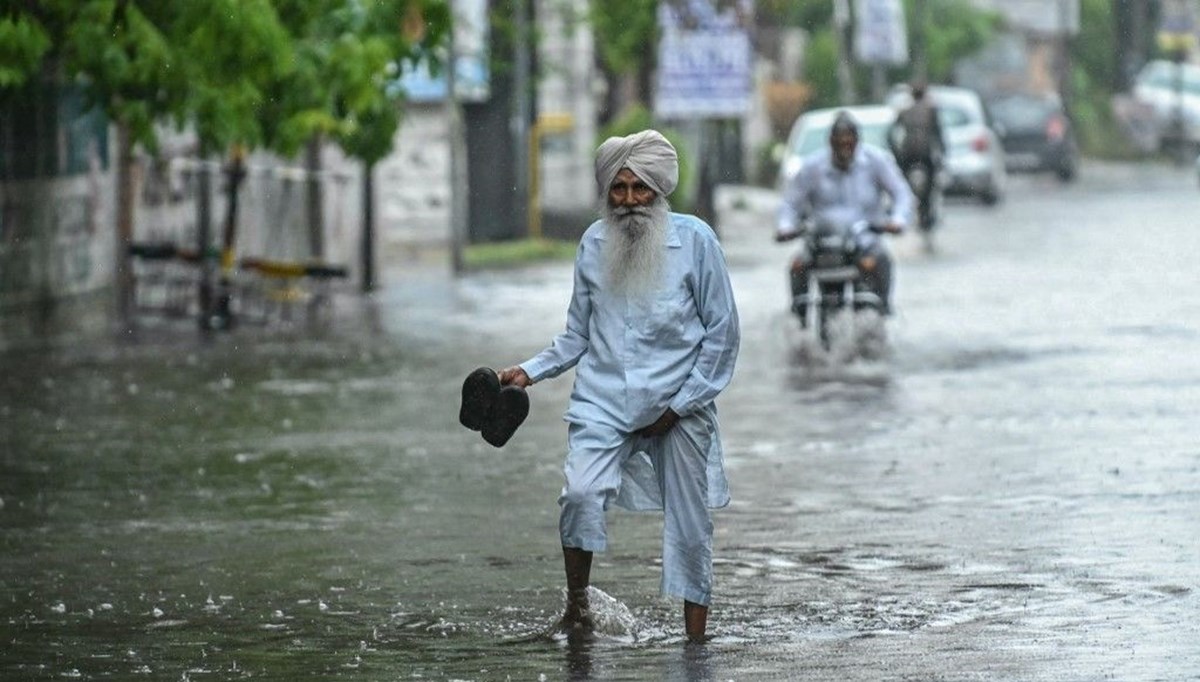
[1131,58,1200,150]
[886,84,1007,205]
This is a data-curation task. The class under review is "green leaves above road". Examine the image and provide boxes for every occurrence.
[2,0,450,163]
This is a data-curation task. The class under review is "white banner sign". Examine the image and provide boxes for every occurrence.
[853,0,908,66]
[655,29,753,119]
[654,1,754,119]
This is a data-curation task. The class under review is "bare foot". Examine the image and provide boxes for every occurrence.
[684,600,708,643]
[559,589,594,634]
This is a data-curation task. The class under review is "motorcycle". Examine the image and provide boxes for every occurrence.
[780,218,888,353]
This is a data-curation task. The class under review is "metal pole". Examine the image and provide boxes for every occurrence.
[513,0,531,237]
[447,3,468,274]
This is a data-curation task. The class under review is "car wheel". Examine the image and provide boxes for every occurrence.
[980,185,1001,205]
[1056,164,1076,182]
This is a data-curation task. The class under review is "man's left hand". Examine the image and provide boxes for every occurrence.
[637,408,680,437]
[881,221,904,234]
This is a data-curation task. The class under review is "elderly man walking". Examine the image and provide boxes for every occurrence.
[498,129,740,643]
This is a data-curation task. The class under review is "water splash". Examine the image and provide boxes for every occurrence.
[571,587,638,640]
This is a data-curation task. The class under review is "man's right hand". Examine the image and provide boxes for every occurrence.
[775,230,801,243]
[497,366,533,388]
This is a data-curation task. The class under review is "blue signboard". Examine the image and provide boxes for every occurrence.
[392,0,490,103]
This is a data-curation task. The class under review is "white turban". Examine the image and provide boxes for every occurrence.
[594,129,679,198]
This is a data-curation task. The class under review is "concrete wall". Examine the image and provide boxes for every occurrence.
[377,107,453,257]
[377,0,602,253]
[0,167,115,348]
[0,122,364,350]
[536,0,601,219]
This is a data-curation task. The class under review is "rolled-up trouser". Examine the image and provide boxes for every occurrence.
[558,412,715,605]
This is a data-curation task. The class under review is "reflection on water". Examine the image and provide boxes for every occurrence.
[4,168,1200,679]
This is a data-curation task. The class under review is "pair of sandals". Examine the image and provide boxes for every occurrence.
[459,367,529,448]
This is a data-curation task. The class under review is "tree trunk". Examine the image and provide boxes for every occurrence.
[114,121,136,329]
[196,146,214,330]
[212,146,246,329]
[361,161,375,292]
[306,137,325,260]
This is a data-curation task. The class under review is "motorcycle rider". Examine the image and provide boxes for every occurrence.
[776,111,914,317]
[891,79,945,230]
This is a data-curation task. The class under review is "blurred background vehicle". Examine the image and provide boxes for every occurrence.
[1130,58,1200,153]
[887,84,1007,206]
[986,92,1079,182]
[775,104,898,193]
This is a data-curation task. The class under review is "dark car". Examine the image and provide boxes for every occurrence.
[986,92,1079,182]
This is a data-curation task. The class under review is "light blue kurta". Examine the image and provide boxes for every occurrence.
[520,213,740,512]
[776,143,914,248]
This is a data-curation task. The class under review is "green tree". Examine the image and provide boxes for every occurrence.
[1066,0,1134,157]
[1,0,450,315]
[761,0,1001,110]
[588,0,658,121]
[909,0,1002,85]
[2,0,449,160]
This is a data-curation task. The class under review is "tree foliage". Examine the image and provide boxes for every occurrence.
[912,0,1002,84]
[0,0,450,163]
[762,0,1000,108]
[1071,0,1117,93]
[588,0,658,76]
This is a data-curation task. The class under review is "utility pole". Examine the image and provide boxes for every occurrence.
[833,0,857,105]
[1056,0,1074,111]
[913,0,929,83]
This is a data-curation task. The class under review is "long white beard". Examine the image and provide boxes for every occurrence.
[602,196,670,298]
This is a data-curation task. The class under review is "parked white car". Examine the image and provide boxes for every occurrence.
[1131,58,1200,150]
[886,84,1007,205]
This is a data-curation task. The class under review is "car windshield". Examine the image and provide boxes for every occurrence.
[988,97,1057,127]
[937,105,972,128]
[791,120,893,157]
[1138,61,1200,95]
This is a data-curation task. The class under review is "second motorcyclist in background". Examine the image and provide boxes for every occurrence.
[776,111,914,316]
[891,80,946,230]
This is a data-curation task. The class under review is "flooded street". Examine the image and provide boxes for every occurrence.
[2,161,1199,680]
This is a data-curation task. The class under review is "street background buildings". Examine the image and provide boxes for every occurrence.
[0,0,1189,350]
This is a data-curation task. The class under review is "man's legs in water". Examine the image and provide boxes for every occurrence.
[657,411,716,643]
[684,601,708,642]
[558,423,632,631]
[562,546,594,629]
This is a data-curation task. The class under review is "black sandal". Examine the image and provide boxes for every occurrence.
[459,367,500,431]
[481,385,530,448]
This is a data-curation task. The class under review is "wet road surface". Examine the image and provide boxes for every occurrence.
[1,161,1198,680]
